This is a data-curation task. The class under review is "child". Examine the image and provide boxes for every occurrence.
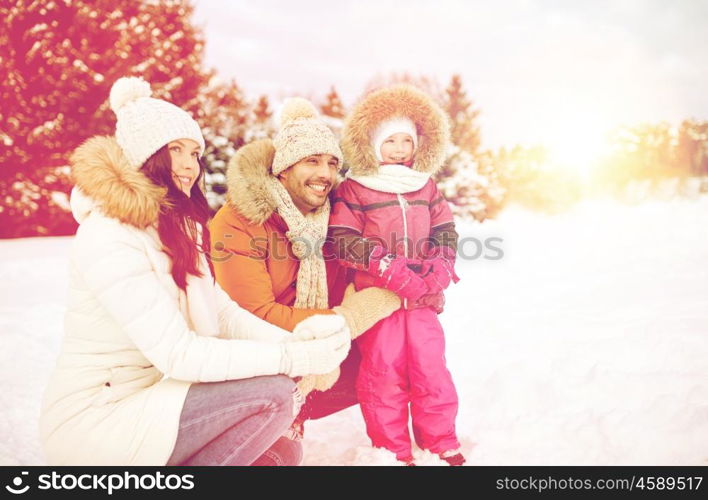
[329,85,464,466]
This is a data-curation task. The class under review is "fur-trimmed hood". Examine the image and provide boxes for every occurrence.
[224,139,278,225]
[69,135,165,227]
[341,85,450,176]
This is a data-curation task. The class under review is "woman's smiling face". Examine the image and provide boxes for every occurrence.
[167,139,201,197]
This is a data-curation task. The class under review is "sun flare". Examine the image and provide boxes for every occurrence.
[543,118,613,178]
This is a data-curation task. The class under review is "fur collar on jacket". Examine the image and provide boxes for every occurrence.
[341,85,450,177]
[70,135,165,228]
[225,139,278,226]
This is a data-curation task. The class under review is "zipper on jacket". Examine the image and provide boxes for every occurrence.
[396,193,409,309]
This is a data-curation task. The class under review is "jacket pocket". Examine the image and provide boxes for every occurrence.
[90,365,162,407]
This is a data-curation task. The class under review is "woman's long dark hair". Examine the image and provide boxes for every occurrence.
[140,145,214,290]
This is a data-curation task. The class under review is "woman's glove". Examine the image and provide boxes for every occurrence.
[333,284,401,339]
[280,315,351,377]
[291,313,349,341]
[290,314,349,397]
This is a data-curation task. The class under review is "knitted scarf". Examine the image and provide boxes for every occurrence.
[265,177,330,309]
[347,163,431,194]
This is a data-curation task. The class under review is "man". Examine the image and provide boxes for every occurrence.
[210,98,400,432]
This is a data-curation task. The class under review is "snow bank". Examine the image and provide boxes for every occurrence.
[2,198,708,465]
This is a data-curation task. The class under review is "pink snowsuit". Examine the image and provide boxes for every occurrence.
[329,177,461,459]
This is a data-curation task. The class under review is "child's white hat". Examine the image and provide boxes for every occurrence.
[371,117,418,162]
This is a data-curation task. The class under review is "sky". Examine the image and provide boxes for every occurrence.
[191,0,708,152]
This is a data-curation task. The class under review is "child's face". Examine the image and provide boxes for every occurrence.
[379,133,415,164]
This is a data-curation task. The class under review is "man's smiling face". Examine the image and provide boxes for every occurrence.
[278,154,339,215]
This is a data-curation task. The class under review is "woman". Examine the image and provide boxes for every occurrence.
[38,77,350,466]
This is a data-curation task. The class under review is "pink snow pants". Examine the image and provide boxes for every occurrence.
[355,307,460,460]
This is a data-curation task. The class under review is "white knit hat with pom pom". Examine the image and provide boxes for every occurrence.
[271,97,342,175]
[110,76,205,169]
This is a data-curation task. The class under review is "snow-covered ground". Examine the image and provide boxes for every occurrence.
[2,197,708,465]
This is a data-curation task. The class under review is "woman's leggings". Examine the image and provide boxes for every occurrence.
[167,375,303,466]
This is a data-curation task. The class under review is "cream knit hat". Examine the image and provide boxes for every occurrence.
[271,98,342,176]
[371,117,418,162]
[109,77,205,169]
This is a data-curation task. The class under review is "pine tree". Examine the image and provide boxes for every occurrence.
[0,0,210,237]
[438,146,505,221]
[253,94,272,124]
[444,74,481,155]
[437,75,503,220]
[677,120,708,177]
[247,94,275,144]
[320,86,345,119]
[194,78,250,210]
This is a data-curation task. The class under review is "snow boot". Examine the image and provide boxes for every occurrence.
[439,449,466,466]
